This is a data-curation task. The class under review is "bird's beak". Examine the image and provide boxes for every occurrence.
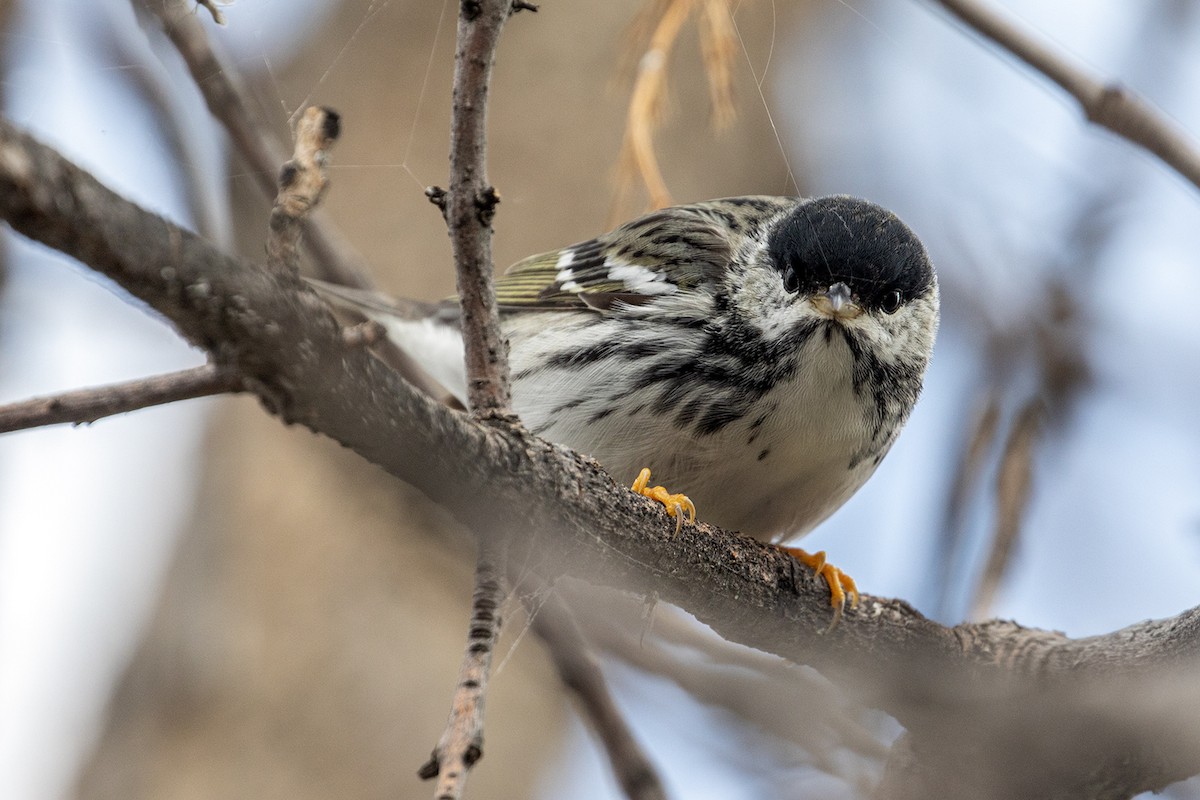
[809,282,862,320]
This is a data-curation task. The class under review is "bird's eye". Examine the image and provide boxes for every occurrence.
[782,265,800,294]
[881,290,902,314]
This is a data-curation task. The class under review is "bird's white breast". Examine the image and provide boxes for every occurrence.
[505,312,882,542]
[380,309,887,544]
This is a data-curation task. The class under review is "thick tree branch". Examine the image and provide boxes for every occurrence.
[437,0,513,415]
[136,0,373,288]
[929,0,1200,192]
[2,118,1200,799]
[0,364,241,434]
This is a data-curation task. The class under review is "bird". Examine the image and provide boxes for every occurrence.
[310,195,938,620]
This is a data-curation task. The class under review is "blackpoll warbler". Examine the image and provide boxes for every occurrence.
[314,195,938,616]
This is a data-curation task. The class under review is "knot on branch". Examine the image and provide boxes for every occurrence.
[460,1,482,21]
[417,738,483,782]
[475,186,500,227]
[511,1,539,12]
[426,185,449,220]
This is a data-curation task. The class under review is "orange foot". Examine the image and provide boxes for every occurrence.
[631,468,696,535]
[778,546,860,628]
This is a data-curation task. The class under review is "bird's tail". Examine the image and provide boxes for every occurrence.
[304,277,468,407]
[303,276,451,322]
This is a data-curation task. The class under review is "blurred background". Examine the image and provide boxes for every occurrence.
[1,0,1199,798]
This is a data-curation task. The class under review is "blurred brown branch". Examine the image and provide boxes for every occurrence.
[931,0,1200,192]
[969,397,1042,620]
[137,0,374,288]
[527,588,668,800]
[3,115,1200,799]
[614,0,739,216]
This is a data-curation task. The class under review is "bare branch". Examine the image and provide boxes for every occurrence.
[934,390,1001,618]
[528,588,667,800]
[970,398,1042,620]
[419,546,505,799]
[267,106,340,274]
[613,0,739,217]
[930,0,1200,192]
[416,7,520,792]
[0,364,241,434]
[567,586,887,783]
[3,116,1200,799]
[136,0,373,288]
[439,0,514,415]
[195,0,225,25]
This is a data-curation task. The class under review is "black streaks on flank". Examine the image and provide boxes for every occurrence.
[545,338,660,370]
[697,405,743,435]
[588,407,615,424]
[746,412,769,445]
[550,397,585,416]
[674,396,706,428]
[655,315,707,330]
[757,448,770,461]
[629,307,817,437]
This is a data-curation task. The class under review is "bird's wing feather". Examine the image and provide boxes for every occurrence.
[495,200,787,312]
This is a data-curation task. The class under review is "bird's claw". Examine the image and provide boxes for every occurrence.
[631,468,696,534]
[779,546,859,630]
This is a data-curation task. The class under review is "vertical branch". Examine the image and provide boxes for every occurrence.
[267,107,341,274]
[438,0,515,415]
[419,4,527,796]
[418,546,506,800]
[970,399,1042,620]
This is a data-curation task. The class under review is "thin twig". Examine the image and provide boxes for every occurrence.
[195,0,225,25]
[418,545,506,800]
[268,106,340,274]
[438,0,514,415]
[528,589,668,800]
[612,0,739,218]
[0,364,241,434]
[136,0,373,287]
[416,6,519,794]
[970,398,1042,620]
[934,390,1001,619]
[930,0,1200,192]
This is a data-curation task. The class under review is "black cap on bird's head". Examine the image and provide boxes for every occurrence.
[767,196,934,314]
